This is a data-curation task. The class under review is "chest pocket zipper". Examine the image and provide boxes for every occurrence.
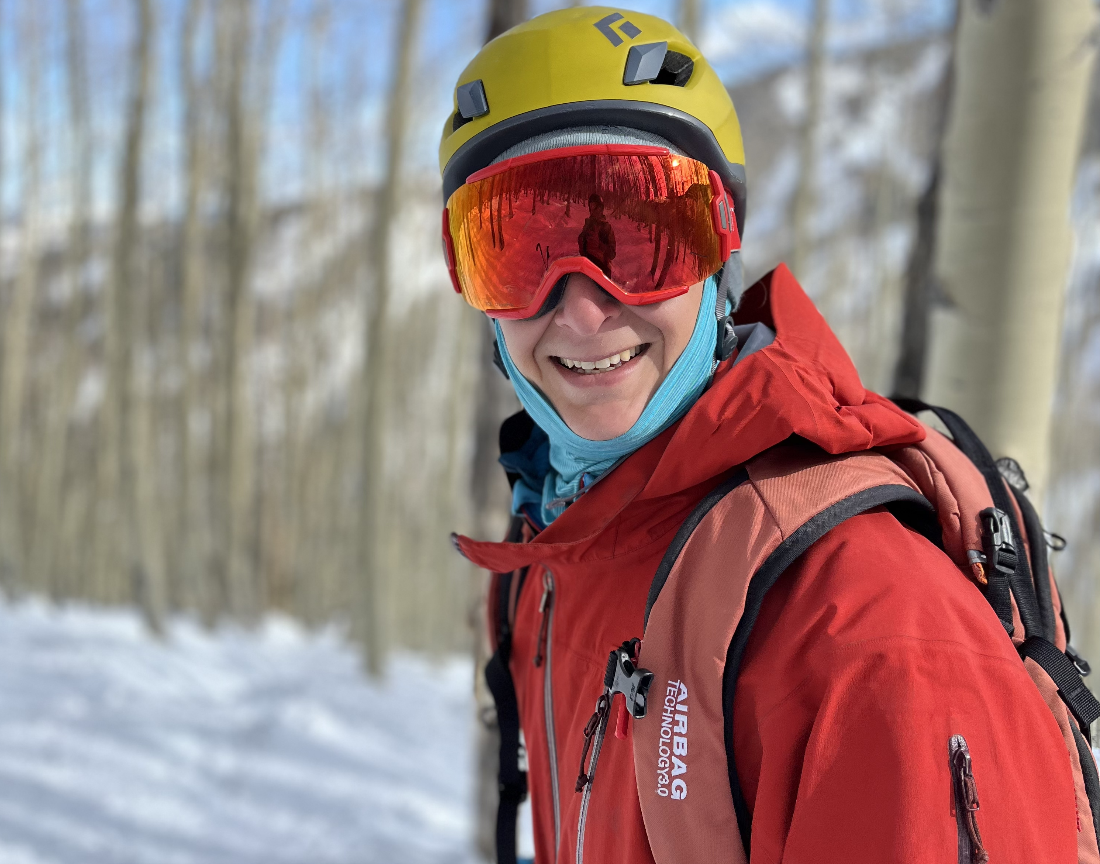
[950,734,990,864]
[573,640,654,864]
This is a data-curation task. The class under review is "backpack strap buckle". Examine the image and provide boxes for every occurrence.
[980,507,1017,636]
[605,639,654,720]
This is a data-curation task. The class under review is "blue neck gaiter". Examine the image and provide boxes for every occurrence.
[494,276,718,526]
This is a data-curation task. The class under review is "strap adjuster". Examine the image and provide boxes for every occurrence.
[980,507,1017,636]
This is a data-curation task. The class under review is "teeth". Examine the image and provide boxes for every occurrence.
[558,345,643,373]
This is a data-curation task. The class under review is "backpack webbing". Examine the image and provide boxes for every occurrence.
[891,400,1100,740]
[891,398,1045,638]
[486,516,529,864]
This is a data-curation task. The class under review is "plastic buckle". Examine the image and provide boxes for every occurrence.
[1068,644,1092,677]
[605,639,654,720]
[979,507,1017,635]
[716,315,738,361]
[980,507,1017,576]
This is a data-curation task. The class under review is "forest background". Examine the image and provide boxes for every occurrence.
[0,0,1097,842]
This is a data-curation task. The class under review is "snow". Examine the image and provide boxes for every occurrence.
[0,598,479,864]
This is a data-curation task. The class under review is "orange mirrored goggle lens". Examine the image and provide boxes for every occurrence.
[442,145,740,318]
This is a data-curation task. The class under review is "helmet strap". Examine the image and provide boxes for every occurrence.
[715,251,743,362]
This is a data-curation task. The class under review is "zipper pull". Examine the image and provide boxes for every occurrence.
[949,735,990,864]
[533,571,553,667]
[575,693,610,792]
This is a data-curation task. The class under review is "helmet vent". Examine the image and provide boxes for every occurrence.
[452,111,472,132]
[654,51,693,87]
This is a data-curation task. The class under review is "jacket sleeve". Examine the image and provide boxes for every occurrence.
[734,509,1080,864]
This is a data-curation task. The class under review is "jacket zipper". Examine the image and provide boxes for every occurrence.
[574,694,611,864]
[539,570,561,858]
[573,641,654,864]
[949,734,990,864]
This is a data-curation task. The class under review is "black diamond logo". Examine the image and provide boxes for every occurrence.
[594,13,641,47]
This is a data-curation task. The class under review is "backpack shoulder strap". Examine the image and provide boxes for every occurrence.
[484,515,531,864]
[633,443,936,864]
[722,471,939,849]
[892,398,1046,639]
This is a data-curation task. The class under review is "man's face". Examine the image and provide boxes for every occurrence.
[497,273,704,441]
[589,199,603,218]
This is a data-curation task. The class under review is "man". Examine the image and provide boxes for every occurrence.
[440,8,1097,863]
[578,193,616,276]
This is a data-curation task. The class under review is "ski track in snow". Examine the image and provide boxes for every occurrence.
[0,598,478,864]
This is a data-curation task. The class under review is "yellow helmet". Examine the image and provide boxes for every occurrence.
[439,6,747,233]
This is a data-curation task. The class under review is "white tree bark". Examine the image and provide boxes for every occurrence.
[359,0,424,677]
[1,3,43,588]
[923,0,1098,504]
[790,0,829,281]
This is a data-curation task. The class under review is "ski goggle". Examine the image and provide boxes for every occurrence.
[442,145,740,319]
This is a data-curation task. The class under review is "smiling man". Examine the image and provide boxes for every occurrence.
[441,8,1100,864]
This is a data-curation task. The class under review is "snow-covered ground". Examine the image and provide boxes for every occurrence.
[0,598,479,864]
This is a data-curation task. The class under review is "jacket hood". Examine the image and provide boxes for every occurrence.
[455,264,926,572]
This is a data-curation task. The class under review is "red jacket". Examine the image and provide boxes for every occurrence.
[456,265,1082,863]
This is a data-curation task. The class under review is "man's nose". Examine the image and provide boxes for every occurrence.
[554,273,620,336]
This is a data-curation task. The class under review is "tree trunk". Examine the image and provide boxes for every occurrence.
[678,0,701,44]
[790,0,829,281]
[923,0,1098,504]
[177,0,211,620]
[219,0,286,621]
[892,4,959,400]
[221,0,256,620]
[359,0,424,677]
[486,0,526,41]
[0,3,42,589]
[29,0,94,599]
[124,0,163,631]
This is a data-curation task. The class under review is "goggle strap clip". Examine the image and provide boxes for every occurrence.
[715,251,744,363]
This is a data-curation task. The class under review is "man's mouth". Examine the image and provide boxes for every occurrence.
[554,344,647,374]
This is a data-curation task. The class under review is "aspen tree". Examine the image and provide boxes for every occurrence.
[176,0,211,617]
[923,0,1098,503]
[473,1,532,855]
[678,0,700,46]
[359,0,425,676]
[894,2,959,400]
[0,3,43,589]
[29,0,93,599]
[486,0,527,41]
[219,0,287,620]
[790,0,829,281]
[122,0,163,630]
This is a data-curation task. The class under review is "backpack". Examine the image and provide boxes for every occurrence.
[485,401,1100,864]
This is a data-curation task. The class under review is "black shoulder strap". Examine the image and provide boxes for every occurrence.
[643,468,938,859]
[1009,484,1057,643]
[485,516,530,864]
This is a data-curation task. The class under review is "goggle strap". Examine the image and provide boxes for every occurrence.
[715,251,744,363]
